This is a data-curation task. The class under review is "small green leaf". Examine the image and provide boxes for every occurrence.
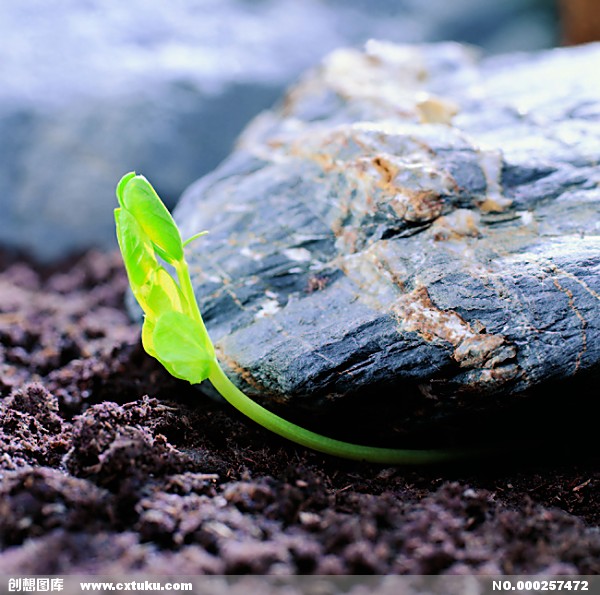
[152,311,214,384]
[183,230,209,248]
[121,174,184,263]
[115,208,157,291]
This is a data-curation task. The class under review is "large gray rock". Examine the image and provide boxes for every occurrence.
[0,0,557,261]
[175,41,600,421]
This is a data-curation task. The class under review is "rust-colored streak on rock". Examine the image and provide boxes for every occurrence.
[551,277,588,373]
[372,156,399,187]
[372,155,443,223]
[393,286,517,373]
[402,188,444,222]
[214,347,272,396]
[431,209,481,241]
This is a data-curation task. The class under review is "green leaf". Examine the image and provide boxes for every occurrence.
[116,171,137,207]
[114,208,158,291]
[144,266,187,319]
[120,174,184,263]
[141,316,157,358]
[152,311,214,384]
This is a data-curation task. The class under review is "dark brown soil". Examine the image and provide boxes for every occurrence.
[0,250,598,575]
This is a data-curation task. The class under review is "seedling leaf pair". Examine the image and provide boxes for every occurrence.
[115,172,213,384]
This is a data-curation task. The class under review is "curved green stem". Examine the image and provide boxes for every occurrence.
[208,361,473,464]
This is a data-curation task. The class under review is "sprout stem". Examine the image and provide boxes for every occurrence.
[208,361,472,464]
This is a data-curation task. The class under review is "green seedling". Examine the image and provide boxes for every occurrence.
[115,172,469,463]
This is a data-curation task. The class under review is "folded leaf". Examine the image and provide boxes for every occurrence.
[114,208,157,291]
[120,175,184,263]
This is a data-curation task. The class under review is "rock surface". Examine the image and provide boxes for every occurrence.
[0,0,557,260]
[175,41,600,420]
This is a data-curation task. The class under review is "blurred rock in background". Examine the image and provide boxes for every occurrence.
[0,0,559,260]
[559,0,600,45]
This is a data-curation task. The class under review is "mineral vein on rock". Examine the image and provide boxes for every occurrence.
[174,41,600,417]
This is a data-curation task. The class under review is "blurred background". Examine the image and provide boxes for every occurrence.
[0,0,593,261]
